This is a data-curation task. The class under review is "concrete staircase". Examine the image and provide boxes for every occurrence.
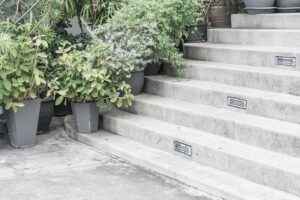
[65,13,300,200]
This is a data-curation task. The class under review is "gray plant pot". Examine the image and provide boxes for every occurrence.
[245,7,277,14]
[277,7,300,12]
[277,0,300,7]
[37,98,54,134]
[5,99,41,148]
[123,71,145,95]
[244,0,275,7]
[71,102,99,133]
[145,63,161,76]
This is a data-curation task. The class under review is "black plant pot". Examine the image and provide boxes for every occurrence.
[54,99,72,116]
[5,99,41,148]
[185,24,207,43]
[0,119,7,138]
[124,71,145,95]
[71,102,99,133]
[144,63,162,76]
[37,98,54,134]
[0,108,6,135]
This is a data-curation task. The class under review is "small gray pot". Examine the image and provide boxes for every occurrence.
[123,71,145,95]
[277,0,300,7]
[144,63,161,76]
[244,0,275,7]
[5,99,41,148]
[245,7,277,14]
[277,7,300,12]
[71,102,99,133]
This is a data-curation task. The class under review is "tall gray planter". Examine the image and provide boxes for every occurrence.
[71,102,99,133]
[5,99,41,148]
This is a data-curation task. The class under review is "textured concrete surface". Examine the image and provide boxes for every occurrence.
[144,75,300,124]
[123,93,300,158]
[231,13,300,29]
[208,29,300,47]
[65,116,300,200]
[172,59,300,96]
[0,125,214,200]
[183,43,300,69]
[101,109,300,196]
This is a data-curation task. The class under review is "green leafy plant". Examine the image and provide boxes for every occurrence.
[86,0,200,76]
[63,0,124,30]
[52,41,133,109]
[0,22,48,112]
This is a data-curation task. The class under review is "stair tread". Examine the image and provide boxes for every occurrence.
[133,94,300,143]
[145,75,300,104]
[183,59,300,77]
[184,42,300,53]
[65,116,300,200]
[102,109,300,175]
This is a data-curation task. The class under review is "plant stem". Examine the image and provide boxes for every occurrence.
[14,0,41,24]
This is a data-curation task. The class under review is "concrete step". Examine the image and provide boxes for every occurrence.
[183,43,300,70]
[123,94,300,158]
[167,59,300,96]
[208,29,300,47]
[231,14,300,29]
[65,115,300,200]
[100,109,300,196]
[144,75,300,124]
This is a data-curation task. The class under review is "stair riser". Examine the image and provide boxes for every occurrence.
[183,45,300,70]
[144,78,300,124]
[208,29,300,47]
[124,99,300,158]
[232,14,300,29]
[102,115,300,197]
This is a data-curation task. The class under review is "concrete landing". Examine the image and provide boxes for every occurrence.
[0,126,214,200]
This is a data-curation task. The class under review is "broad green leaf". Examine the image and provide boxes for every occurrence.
[117,98,123,108]
[76,86,85,93]
[106,100,112,109]
[55,96,64,106]
[58,89,68,96]
[96,99,105,107]
[19,87,26,92]
[46,90,52,97]
[3,80,11,91]
[30,92,36,98]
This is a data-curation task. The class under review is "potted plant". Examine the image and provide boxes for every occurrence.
[208,0,242,28]
[84,19,154,95]
[0,23,48,147]
[52,41,133,133]
[243,0,276,14]
[185,0,209,43]
[85,0,200,87]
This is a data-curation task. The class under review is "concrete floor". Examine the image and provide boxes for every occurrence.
[0,124,215,200]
